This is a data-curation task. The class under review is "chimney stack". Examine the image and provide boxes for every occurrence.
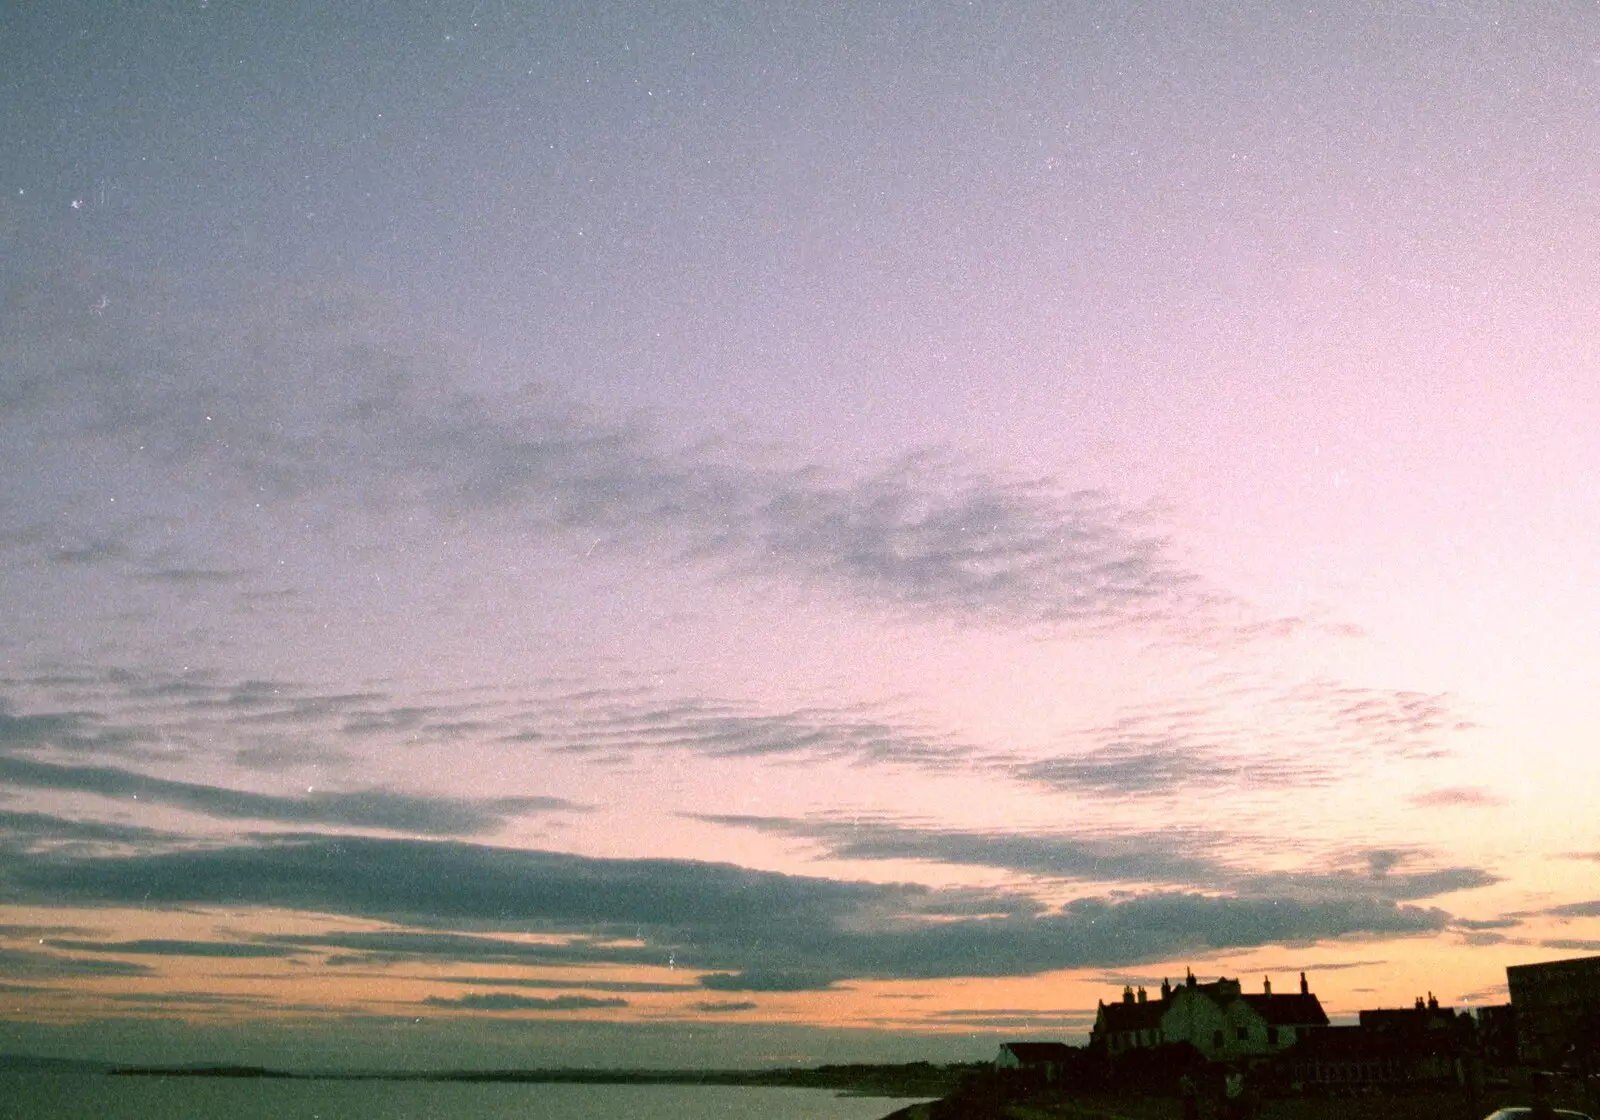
[1299,972,1308,996]
[1263,976,1272,996]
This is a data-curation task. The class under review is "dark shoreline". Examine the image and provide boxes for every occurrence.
[103,1061,966,1098]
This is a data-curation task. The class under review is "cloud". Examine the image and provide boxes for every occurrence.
[0,754,576,837]
[532,697,969,768]
[1011,679,1472,797]
[697,815,1497,903]
[0,833,1460,984]
[0,809,180,852]
[691,1001,758,1013]
[0,270,1210,630]
[427,976,695,993]
[698,813,1232,886]
[1541,901,1600,919]
[1409,787,1507,808]
[0,947,153,978]
[421,993,628,1012]
[698,970,843,992]
[1452,918,1520,931]
[45,939,304,959]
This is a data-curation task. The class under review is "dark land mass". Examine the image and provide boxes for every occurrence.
[104,1059,971,1098]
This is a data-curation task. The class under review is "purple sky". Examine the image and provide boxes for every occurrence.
[2,0,1597,1069]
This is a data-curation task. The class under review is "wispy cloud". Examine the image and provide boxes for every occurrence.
[0,272,1220,631]
[1408,787,1507,808]
[696,814,1498,903]
[1011,678,1472,797]
[427,976,695,993]
[422,993,628,1012]
[0,755,578,837]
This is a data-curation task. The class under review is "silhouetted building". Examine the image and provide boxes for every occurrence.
[1507,954,1600,1068]
[995,1041,1077,1082]
[1288,993,1473,1089]
[1092,971,1327,1062]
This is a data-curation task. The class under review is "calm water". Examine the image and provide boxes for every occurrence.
[0,1072,929,1120]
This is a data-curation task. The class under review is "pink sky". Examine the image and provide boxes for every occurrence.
[1,0,1597,1069]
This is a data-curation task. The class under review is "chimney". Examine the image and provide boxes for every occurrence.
[1161,978,1173,1000]
[1428,992,1439,1010]
[1187,968,1197,988]
[1415,996,1426,1010]
[1124,985,1135,1005]
[1138,987,1147,1004]
[1299,972,1308,996]
[1263,977,1272,996]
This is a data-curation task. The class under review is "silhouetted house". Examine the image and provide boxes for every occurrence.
[1288,994,1473,1089]
[1093,984,1168,1057]
[995,1041,1076,1082]
[1091,971,1328,1062]
[1360,992,1468,1036]
[1507,954,1600,1068]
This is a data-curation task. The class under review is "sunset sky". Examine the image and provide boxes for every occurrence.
[2,0,1598,1071]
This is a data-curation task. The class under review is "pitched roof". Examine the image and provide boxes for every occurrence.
[1098,999,1167,1032]
[1000,1042,1077,1062]
[1240,992,1329,1027]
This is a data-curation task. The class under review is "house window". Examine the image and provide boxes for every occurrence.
[1213,1029,1224,1048]
[1237,1026,1249,1041]
[1268,1027,1280,1045]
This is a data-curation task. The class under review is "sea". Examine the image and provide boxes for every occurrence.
[0,1072,931,1120]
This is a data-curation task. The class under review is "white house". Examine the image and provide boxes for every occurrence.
[1092,971,1329,1062]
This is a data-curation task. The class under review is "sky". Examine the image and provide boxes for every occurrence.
[1,0,1598,1072]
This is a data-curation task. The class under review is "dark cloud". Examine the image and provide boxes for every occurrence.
[692,1001,757,1013]
[105,992,277,1008]
[422,993,628,1012]
[0,809,180,851]
[1452,918,1521,931]
[0,834,1460,984]
[0,947,153,978]
[926,1008,1097,1030]
[0,702,154,756]
[46,938,304,959]
[1542,901,1600,919]
[0,755,577,836]
[427,976,695,993]
[698,970,843,992]
[1,834,895,932]
[1540,939,1600,952]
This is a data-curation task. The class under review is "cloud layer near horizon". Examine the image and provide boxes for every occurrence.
[2,833,1460,990]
